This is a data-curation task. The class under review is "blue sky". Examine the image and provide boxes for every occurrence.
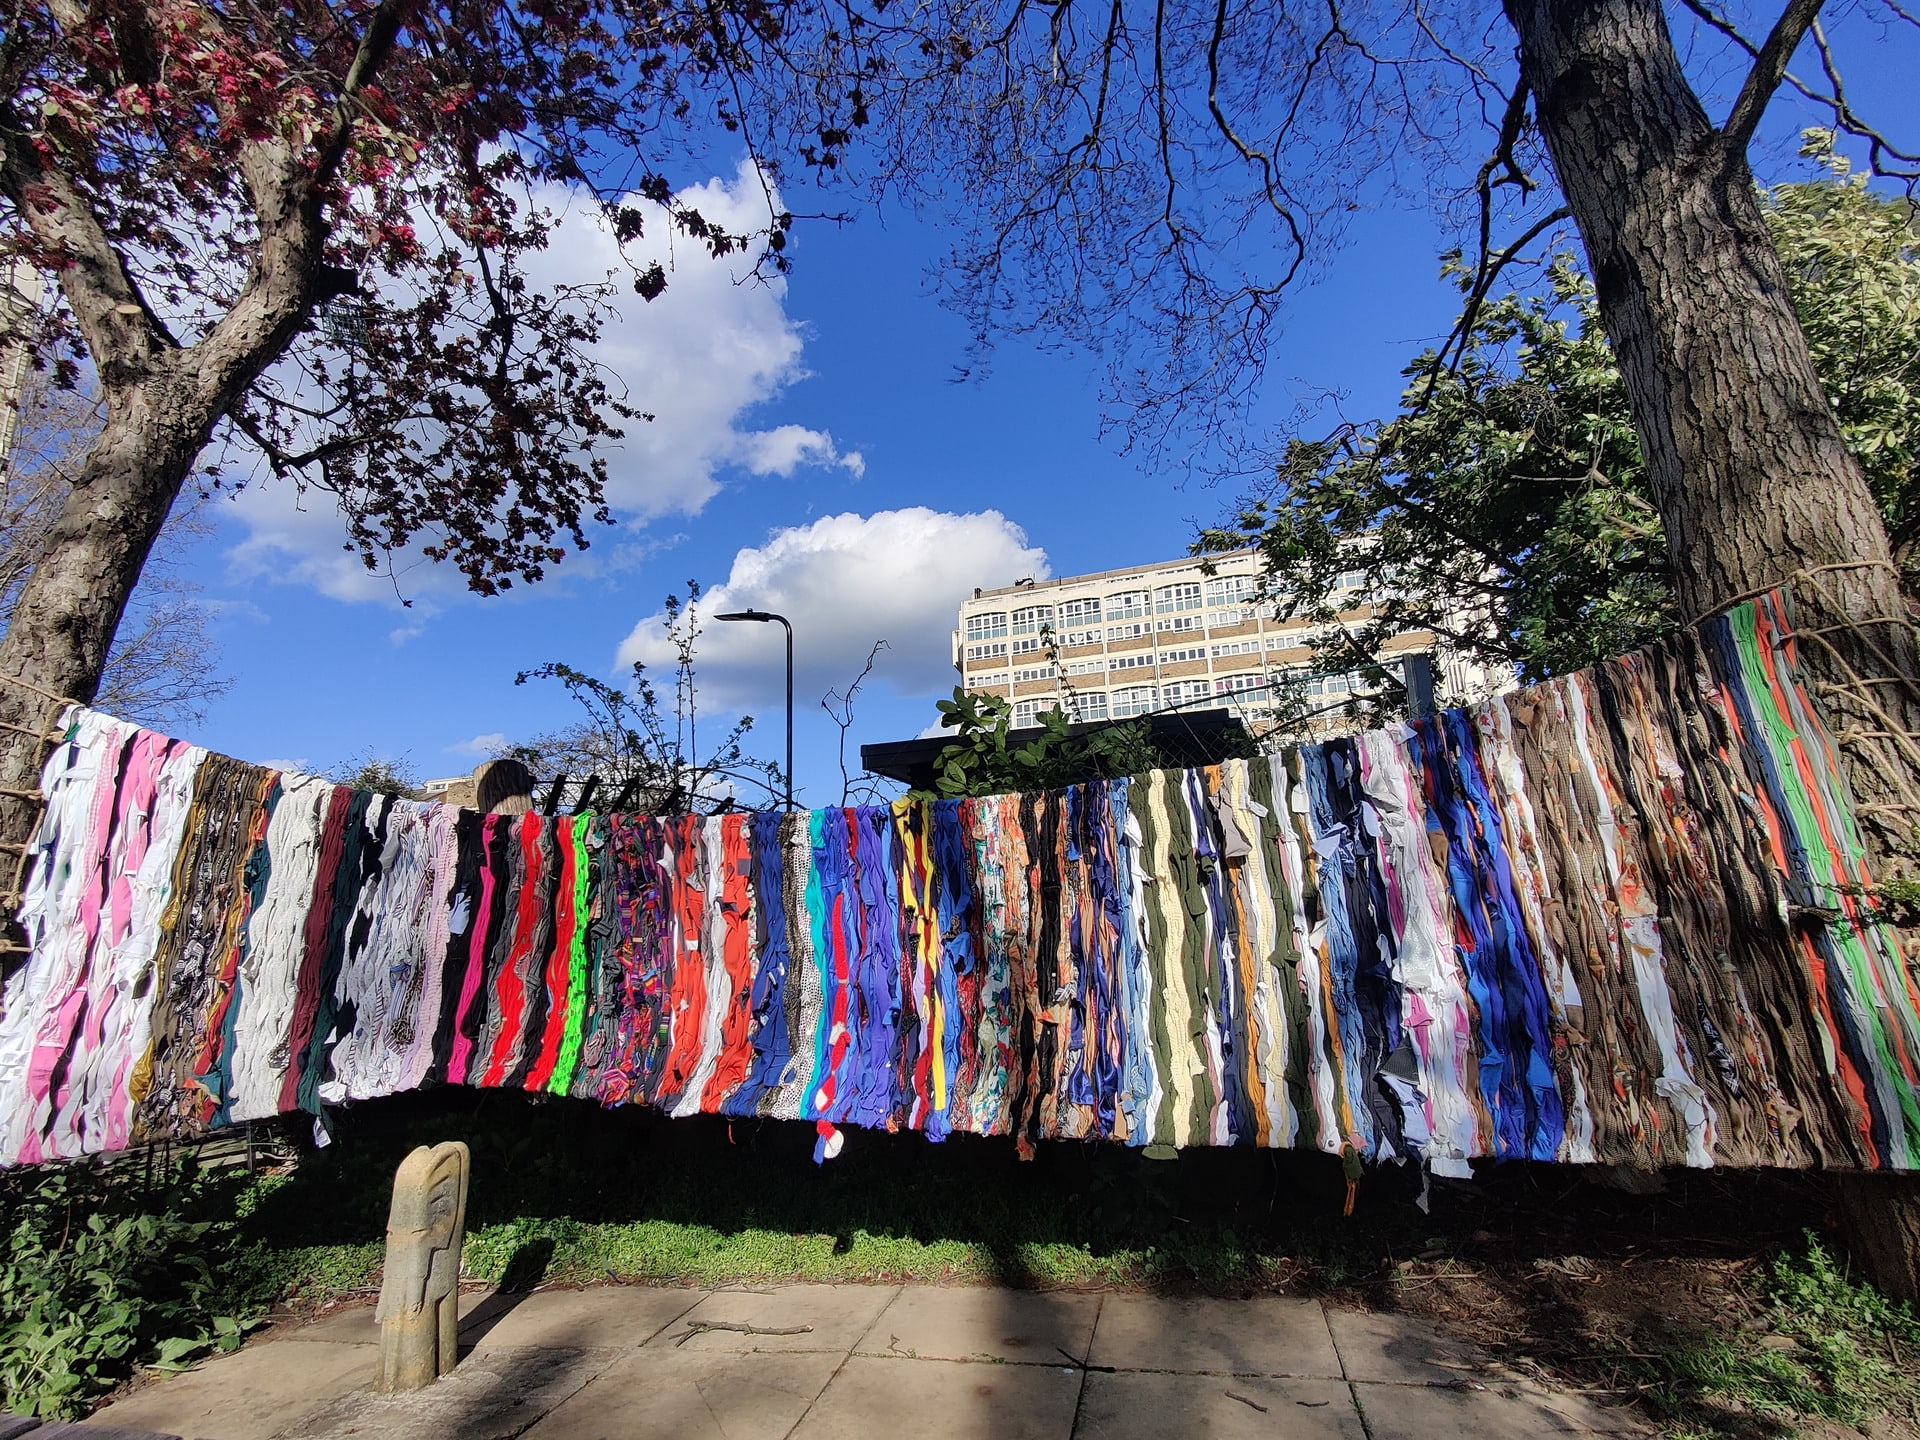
[155,11,1910,805]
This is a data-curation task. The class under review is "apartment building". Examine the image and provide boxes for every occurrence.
[0,258,41,473]
[950,548,1498,730]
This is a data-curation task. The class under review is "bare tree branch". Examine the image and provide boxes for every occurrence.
[1720,0,1826,158]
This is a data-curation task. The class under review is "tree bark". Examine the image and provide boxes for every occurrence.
[0,376,220,853]
[1506,0,1920,1298]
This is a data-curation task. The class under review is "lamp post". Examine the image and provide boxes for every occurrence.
[716,609,794,810]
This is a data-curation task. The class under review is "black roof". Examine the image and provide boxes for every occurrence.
[861,707,1252,791]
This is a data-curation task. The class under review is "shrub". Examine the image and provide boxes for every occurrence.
[0,1161,260,1418]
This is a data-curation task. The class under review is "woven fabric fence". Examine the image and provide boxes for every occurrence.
[3,591,1916,1172]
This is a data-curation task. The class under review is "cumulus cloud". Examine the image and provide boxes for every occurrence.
[530,162,864,516]
[616,508,1048,713]
[226,161,859,600]
[446,732,509,758]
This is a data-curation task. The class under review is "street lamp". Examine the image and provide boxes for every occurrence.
[716,609,794,810]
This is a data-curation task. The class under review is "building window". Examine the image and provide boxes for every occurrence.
[1070,690,1109,722]
[969,672,1009,689]
[1106,621,1152,642]
[1107,590,1149,620]
[1155,582,1203,614]
[1205,609,1243,628]
[1161,678,1213,707]
[965,641,1008,661]
[1156,614,1203,635]
[1110,685,1159,718]
[1205,574,1256,606]
[1013,664,1056,683]
[1334,569,1365,591]
[1215,673,1270,695]
[1012,699,1044,728]
[1057,627,1102,648]
[1212,640,1261,657]
[1010,635,1044,656]
[1110,652,1156,671]
[1060,596,1102,625]
[1307,672,1370,697]
[966,612,1009,641]
[1065,659,1106,676]
[1011,604,1055,637]
[1159,645,1206,665]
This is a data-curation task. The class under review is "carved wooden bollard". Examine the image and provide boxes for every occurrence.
[374,1141,471,1393]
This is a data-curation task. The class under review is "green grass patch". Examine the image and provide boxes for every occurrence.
[1615,1233,1920,1438]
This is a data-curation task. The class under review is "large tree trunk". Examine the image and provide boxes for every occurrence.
[1506,0,1920,1297]
[0,377,211,925]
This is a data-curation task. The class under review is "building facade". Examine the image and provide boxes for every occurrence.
[951,548,1501,730]
[0,258,42,475]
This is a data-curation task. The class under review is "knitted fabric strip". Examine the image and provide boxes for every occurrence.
[1184,767,1240,1146]
[1355,729,1479,1174]
[933,798,983,1135]
[1468,699,1597,1165]
[724,809,790,1116]
[135,754,277,1146]
[1,714,204,1162]
[524,812,581,1093]
[229,773,328,1121]
[696,813,758,1113]
[194,769,280,1127]
[501,814,564,1092]
[292,789,381,1119]
[1723,595,1920,1164]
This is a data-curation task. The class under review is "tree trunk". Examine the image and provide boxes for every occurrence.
[0,376,211,901]
[1506,0,1920,1298]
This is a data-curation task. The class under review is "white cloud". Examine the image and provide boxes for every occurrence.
[225,161,857,601]
[731,424,865,480]
[615,507,1048,713]
[446,732,509,758]
[525,161,862,518]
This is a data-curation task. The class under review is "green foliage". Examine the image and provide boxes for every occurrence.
[329,750,422,799]
[1207,139,1920,685]
[0,1162,261,1419]
[1625,1231,1920,1435]
[917,688,1164,798]
[1771,136,1920,560]
[513,583,784,814]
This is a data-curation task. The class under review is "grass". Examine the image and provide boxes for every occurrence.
[9,1084,1920,1436]
[1621,1235,1920,1438]
[230,1089,1379,1297]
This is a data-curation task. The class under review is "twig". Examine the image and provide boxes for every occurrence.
[1225,1390,1269,1412]
[672,1320,814,1347]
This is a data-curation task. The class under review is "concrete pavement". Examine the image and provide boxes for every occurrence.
[83,1283,1650,1439]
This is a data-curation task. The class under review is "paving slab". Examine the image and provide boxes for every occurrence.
[791,1355,1081,1440]
[854,1287,1101,1366]
[279,1345,617,1440]
[1324,1308,1514,1386]
[1351,1379,1646,1438]
[84,1341,377,1440]
[1075,1372,1366,1440]
[1086,1295,1343,1379]
[274,1305,380,1346]
[468,1285,707,1352]
[520,1348,842,1440]
[656,1284,901,1354]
